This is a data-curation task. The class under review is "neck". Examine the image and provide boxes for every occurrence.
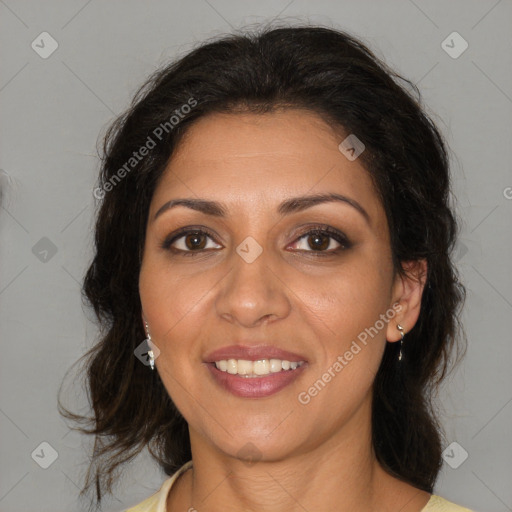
[169,395,430,512]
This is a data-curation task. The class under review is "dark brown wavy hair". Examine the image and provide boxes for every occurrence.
[59,23,466,509]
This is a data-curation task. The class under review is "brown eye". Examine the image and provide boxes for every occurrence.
[306,232,331,251]
[289,226,351,255]
[183,232,208,250]
[161,228,222,255]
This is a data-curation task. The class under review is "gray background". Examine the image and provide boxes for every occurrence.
[1,1,511,511]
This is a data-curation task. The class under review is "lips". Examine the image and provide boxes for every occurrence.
[203,344,307,363]
[206,362,307,398]
[202,344,309,398]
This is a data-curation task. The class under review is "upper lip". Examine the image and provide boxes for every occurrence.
[203,344,307,363]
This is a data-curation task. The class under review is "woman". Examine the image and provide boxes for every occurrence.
[60,25,474,512]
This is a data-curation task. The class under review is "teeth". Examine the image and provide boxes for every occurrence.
[269,359,282,373]
[237,359,252,375]
[227,359,237,375]
[214,358,305,377]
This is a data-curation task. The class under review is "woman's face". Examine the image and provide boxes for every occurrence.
[139,109,415,462]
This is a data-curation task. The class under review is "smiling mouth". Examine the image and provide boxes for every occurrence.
[206,358,308,398]
[212,358,306,377]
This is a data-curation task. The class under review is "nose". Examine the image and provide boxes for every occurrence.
[215,243,291,328]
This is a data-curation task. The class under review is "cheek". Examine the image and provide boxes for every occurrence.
[290,256,393,402]
[293,269,391,423]
[139,255,216,337]
[138,257,216,400]
[296,255,393,337]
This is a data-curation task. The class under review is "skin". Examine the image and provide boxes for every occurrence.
[139,109,430,512]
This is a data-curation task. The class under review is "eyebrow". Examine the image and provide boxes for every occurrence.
[153,192,371,225]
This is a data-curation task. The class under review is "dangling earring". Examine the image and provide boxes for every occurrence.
[397,324,405,361]
[144,320,155,370]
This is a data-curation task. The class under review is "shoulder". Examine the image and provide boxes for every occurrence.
[124,460,193,512]
[422,494,477,512]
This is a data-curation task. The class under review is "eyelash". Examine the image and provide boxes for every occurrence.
[160,225,352,258]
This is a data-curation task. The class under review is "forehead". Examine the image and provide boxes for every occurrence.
[170,109,345,169]
[150,110,385,228]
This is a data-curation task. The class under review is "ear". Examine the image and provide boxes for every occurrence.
[386,259,427,342]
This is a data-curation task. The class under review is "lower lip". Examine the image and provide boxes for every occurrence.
[205,363,307,398]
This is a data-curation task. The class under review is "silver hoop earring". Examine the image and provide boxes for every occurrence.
[144,320,155,370]
[397,324,405,362]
